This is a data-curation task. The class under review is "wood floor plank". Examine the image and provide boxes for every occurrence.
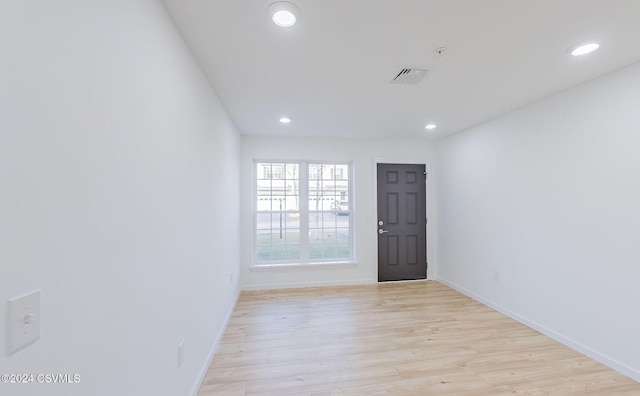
[197,281,640,395]
[245,365,400,396]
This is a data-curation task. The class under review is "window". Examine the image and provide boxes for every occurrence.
[255,161,353,265]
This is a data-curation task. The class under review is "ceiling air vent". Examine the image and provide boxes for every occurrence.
[390,68,428,84]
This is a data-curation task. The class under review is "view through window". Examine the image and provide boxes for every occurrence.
[255,162,352,264]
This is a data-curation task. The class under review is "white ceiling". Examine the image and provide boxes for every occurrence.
[161,0,640,139]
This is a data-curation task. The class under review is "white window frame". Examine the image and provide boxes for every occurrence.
[253,160,354,267]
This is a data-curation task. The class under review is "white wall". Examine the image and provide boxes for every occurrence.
[0,1,240,395]
[240,136,435,290]
[435,62,640,381]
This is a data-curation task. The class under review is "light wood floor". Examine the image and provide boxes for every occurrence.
[197,281,640,395]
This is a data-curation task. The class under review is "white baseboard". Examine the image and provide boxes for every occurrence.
[437,277,640,383]
[189,287,241,396]
[241,278,375,291]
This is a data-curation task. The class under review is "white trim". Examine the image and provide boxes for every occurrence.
[299,162,310,261]
[241,278,375,291]
[437,277,640,383]
[249,261,358,271]
[189,288,241,396]
[348,162,356,263]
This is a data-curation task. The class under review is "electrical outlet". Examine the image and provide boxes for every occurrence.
[178,340,185,367]
[492,271,500,282]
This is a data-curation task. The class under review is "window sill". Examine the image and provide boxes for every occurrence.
[250,261,358,271]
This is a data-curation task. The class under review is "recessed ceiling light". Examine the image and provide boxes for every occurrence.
[268,2,299,27]
[280,116,291,124]
[568,41,600,57]
[425,124,437,130]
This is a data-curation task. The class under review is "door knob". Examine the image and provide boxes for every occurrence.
[378,229,389,234]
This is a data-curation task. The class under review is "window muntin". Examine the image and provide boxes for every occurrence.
[255,161,352,265]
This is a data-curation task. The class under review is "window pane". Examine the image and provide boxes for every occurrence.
[308,164,350,214]
[256,213,272,231]
[308,163,350,262]
[256,161,301,263]
[308,212,351,262]
[256,214,300,263]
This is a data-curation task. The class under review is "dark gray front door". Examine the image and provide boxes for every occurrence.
[377,164,427,282]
